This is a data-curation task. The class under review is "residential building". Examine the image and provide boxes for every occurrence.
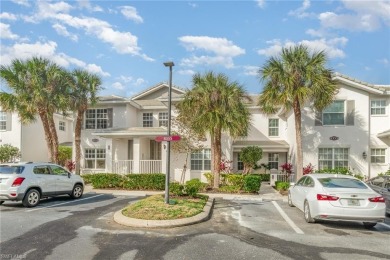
[0,110,74,162]
[79,74,390,181]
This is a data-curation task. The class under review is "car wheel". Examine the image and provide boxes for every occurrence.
[288,192,294,207]
[70,184,83,199]
[304,201,315,223]
[22,189,41,207]
[0,201,4,205]
[363,222,377,229]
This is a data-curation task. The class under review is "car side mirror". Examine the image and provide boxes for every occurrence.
[68,172,71,178]
[290,182,295,187]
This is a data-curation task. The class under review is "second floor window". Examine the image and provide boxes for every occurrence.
[269,119,279,136]
[143,113,153,127]
[0,111,6,130]
[323,100,345,125]
[86,109,109,129]
[59,121,65,131]
[191,149,211,170]
[371,100,386,115]
[371,149,385,163]
[159,112,168,127]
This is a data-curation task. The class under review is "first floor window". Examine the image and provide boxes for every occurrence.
[159,112,168,127]
[143,113,153,127]
[318,148,349,170]
[191,149,211,170]
[85,149,106,169]
[268,153,279,169]
[59,121,65,131]
[323,100,345,125]
[237,153,244,171]
[371,149,386,164]
[0,111,6,130]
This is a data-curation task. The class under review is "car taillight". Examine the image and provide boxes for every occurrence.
[368,196,385,203]
[317,194,339,201]
[11,177,25,187]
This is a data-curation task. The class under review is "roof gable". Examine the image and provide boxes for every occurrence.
[131,82,186,101]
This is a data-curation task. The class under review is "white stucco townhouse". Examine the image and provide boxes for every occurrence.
[0,110,74,162]
[79,74,390,182]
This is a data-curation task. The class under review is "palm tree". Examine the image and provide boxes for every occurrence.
[176,71,251,188]
[258,44,337,180]
[70,69,102,174]
[0,57,70,163]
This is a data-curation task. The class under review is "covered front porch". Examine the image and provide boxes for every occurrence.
[93,127,168,174]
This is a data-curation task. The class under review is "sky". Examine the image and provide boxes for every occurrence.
[0,0,389,97]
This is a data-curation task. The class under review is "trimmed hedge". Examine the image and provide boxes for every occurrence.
[275,181,290,191]
[82,173,165,190]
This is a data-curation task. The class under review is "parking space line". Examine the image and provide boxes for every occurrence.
[271,201,304,234]
[25,194,105,212]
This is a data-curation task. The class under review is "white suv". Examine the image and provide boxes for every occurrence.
[0,162,84,207]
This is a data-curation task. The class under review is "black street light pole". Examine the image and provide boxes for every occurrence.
[163,61,174,204]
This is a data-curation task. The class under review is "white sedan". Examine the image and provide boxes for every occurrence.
[288,174,386,228]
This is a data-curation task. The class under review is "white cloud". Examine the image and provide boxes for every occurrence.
[118,76,133,83]
[257,38,348,59]
[77,0,103,12]
[0,41,110,77]
[112,82,125,90]
[22,1,153,61]
[288,0,312,18]
[377,58,389,66]
[134,78,145,86]
[0,23,19,40]
[188,2,198,8]
[52,23,78,41]
[318,0,390,32]
[243,66,259,76]
[179,36,245,68]
[120,6,143,23]
[178,69,195,76]
[256,0,265,8]
[0,12,17,21]
[11,0,29,7]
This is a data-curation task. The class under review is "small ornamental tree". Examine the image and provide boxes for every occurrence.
[241,146,263,174]
[280,163,293,178]
[0,144,21,163]
[303,163,315,175]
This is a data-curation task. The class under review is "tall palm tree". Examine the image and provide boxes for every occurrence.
[258,44,337,180]
[176,71,251,188]
[0,57,70,163]
[70,69,102,174]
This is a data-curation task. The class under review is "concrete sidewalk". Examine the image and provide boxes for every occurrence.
[85,182,285,228]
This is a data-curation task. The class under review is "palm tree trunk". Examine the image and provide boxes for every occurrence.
[75,109,84,175]
[293,99,303,180]
[38,110,54,162]
[48,114,59,164]
[213,130,222,189]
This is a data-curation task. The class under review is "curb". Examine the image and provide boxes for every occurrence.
[113,197,215,228]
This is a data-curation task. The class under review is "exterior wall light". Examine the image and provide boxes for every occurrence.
[362,151,367,159]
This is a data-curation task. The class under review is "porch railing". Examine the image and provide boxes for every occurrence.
[113,160,134,174]
[140,160,162,173]
[112,160,162,174]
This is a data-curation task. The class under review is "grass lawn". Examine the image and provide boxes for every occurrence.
[122,194,208,220]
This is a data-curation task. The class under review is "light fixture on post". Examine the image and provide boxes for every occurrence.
[362,151,367,160]
[163,61,174,204]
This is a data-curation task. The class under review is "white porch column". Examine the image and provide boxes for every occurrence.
[133,138,141,173]
[106,139,113,173]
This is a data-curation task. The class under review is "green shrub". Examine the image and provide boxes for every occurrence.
[124,174,165,190]
[219,185,241,193]
[83,173,124,189]
[170,182,185,196]
[224,174,244,188]
[315,168,364,180]
[244,174,261,192]
[258,174,270,182]
[0,144,20,163]
[275,181,290,191]
[58,146,72,166]
[203,172,213,186]
[185,178,204,197]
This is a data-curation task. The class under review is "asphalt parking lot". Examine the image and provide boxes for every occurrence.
[1,192,389,259]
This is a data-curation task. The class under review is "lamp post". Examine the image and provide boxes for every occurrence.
[163,61,174,204]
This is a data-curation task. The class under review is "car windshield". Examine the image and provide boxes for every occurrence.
[0,166,25,174]
[318,177,368,189]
